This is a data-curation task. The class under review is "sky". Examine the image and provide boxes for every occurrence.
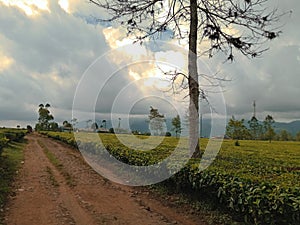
[0,0,299,128]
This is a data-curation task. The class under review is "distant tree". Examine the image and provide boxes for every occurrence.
[132,130,140,135]
[248,116,263,140]
[109,128,115,134]
[49,122,59,131]
[296,132,300,142]
[86,119,92,129]
[148,106,166,136]
[279,129,293,141]
[17,125,20,129]
[63,120,72,128]
[172,115,182,138]
[165,132,172,137]
[62,120,72,132]
[27,125,33,133]
[102,120,107,129]
[279,129,288,141]
[226,116,250,141]
[36,103,54,131]
[288,132,294,141]
[91,122,99,132]
[263,115,276,143]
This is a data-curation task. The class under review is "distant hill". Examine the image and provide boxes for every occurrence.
[74,118,300,137]
[274,120,300,136]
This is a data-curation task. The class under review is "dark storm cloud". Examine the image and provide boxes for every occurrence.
[0,0,299,127]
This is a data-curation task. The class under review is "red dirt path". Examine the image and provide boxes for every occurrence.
[4,134,209,225]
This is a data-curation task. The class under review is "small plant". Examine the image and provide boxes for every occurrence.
[234,140,240,146]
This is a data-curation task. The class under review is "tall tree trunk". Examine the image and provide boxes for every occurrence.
[188,0,200,158]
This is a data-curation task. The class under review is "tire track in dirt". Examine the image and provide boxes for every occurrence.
[5,134,208,225]
[5,135,97,225]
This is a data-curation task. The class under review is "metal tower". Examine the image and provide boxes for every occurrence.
[253,100,256,118]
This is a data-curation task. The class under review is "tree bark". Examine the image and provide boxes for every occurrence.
[188,0,200,158]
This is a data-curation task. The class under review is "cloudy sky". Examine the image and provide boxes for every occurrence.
[0,0,299,128]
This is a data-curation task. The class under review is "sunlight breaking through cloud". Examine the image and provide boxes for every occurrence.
[0,0,49,16]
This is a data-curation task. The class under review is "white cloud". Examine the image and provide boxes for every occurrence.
[0,0,110,126]
[0,52,13,72]
[0,0,49,16]
[0,0,299,128]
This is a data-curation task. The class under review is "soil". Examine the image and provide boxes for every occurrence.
[3,134,210,225]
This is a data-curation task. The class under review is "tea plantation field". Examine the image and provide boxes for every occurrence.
[0,128,27,156]
[41,131,300,225]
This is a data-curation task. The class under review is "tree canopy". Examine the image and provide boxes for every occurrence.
[36,103,54,131]
[148,106,166,136]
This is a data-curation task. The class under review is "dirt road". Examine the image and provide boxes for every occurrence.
[4,134,207,225]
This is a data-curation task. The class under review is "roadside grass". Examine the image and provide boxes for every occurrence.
[45,166,60,188]
[0,141,26,225]
[37,140,76,187]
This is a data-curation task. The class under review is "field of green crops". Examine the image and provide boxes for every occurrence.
[0,128,27,156]
[41,131,300,225]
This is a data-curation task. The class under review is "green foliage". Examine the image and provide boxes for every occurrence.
[264,115,276,143]
[171,167,300,225]
[0,137,8,156]
[0,129,26,156]
[296,132,300,142]
[39,131,77,147]
[165,132,172,137]
[36,103,56,131]
[226,116,250,140]
[41,131,300,224]
[234,140,240,146]
[172,115,182,138]
[149,106,166,136]
[278,129,293,141]
[248,116,263,140]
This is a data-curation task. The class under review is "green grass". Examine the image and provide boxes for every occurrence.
[0,141,26,224]
[45,166,59,188]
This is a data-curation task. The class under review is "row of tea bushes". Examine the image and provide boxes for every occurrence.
[0,129,27,156]
[41,131,300,224]
[167,163,300,225]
